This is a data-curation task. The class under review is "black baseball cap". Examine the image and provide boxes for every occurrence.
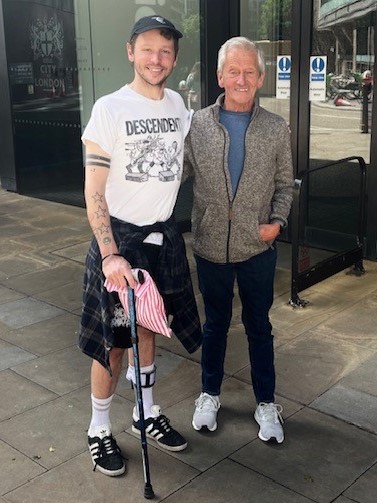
[130,15,183,40]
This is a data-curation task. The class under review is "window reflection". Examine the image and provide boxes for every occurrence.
[240,0,292,122]
[311,1,374,164]
[3,0,201,207]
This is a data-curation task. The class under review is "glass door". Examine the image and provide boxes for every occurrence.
[301,2,375,273]
[239,0,375,300]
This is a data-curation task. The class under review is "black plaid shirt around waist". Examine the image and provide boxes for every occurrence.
[79,216,202,372]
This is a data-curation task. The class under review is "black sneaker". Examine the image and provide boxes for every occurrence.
[132,405,188,452]
[88,424,126,476]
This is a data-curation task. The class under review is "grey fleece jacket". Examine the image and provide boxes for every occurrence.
[184,94,294,264]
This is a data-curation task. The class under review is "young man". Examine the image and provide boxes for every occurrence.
[80,15,202,477]
[184,37,293,443]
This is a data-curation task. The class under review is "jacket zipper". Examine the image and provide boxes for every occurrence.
[226,202,233,262]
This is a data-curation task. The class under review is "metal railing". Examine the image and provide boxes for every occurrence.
[290,156,367,307]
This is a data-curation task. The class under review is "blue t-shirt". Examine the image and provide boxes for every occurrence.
[219,108,252,195]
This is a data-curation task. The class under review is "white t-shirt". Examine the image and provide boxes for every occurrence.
[82,85,192,231]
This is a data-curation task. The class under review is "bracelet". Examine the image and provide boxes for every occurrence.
[101,253,123,264]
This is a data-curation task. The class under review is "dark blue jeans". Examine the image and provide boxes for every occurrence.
[195,247,277,403]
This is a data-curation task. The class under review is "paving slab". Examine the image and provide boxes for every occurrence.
[344,463,377,503]
[308,261,377,301]
[332,497,356,503]
[50,241,90,263]
[265,331,372,404]
[0,297,65,330]
[0,439,45,496]
[34,280,84,311]
[0,255,51,277]
[308,290,377,350]
[0,386,132,470]
[0,312,80,355]
[230,408,377,503]
[0,286,25,305]
[163,458,313,503]
[3,262,85,296]
[311,384,377,433]
[0,339,37,371]
[11,345,91,395]
[269,289,358,338]
[0,370,57,421]
[336,353,377,397]
[9,227,92,250]
[3,433,199,503]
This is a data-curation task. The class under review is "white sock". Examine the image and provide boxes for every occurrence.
[88,394,113,436]
[126,363,155,419]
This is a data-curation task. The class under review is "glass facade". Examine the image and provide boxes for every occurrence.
[1,0,201,209]
[240,0,292,124]
[1,0,376,260]
[239,0,376,270]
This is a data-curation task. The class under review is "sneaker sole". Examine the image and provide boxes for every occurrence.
[90,458,126,477]
[192,420,217,432]
[131,425,188,452]
[257,431,284,444]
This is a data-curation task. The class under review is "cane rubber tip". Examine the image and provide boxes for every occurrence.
[144,484,155,499]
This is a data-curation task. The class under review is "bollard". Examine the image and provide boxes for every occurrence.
[361,73,372,134]
[361,84,369,133]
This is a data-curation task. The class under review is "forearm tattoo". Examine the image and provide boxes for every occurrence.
[86,153,113,247]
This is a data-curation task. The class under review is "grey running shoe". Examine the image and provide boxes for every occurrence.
[254,402,284,443]
[192,392,220,432]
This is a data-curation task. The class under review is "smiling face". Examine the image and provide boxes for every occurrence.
[217,47,265,112]
[127,29,177,95]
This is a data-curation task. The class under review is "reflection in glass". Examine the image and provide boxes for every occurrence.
[4,0,201,208]
[310,2,374,164]
[240,0,292,122]
[4,0,82,205]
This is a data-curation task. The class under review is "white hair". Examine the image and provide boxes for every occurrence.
[217,37,265,74]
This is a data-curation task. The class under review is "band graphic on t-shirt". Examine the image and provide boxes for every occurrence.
[124,134,181,183]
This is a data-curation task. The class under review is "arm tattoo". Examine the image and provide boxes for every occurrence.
[92,192,104,203]
[86,154,110,168]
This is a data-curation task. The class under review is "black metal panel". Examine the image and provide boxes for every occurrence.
[366,10,377,259]
[199,0,240,106]
[290,0,312,178]
[290,156,367,303]
[0,0,17,191]
[293,247,363,294]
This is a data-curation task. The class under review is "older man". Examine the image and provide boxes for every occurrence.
[184,37,293,443]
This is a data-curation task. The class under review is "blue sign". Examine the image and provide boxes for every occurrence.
[278,57,291,72]
[311,57,325,73]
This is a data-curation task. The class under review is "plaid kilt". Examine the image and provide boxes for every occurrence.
[79,216,202,372]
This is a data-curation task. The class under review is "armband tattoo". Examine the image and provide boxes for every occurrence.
[86,154,110,168]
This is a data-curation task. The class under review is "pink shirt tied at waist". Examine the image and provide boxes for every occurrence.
[104,269,172,338]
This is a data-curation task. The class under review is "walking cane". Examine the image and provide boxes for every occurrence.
[128,272,155,499]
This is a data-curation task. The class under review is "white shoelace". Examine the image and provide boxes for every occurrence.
[258,402,284,423]
[195,393,220,412]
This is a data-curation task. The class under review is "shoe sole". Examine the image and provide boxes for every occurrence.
[90,458,126,477]
[131,426,188,452]
[257,431,284,444]
[192,420,217,432]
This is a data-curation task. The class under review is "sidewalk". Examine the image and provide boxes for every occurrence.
[1,187,377,503]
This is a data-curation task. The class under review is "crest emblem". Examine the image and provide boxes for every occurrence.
[30,17,64,59]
